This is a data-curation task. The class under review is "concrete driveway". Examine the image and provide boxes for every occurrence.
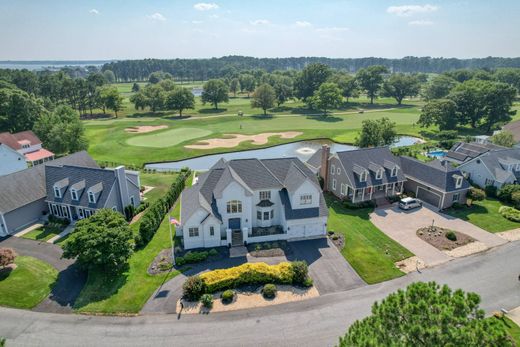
[370,204,508,267]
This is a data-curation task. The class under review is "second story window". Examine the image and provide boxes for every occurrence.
[360,171,368,182]
[71,189,78,201]
[259,191,271,200]
[376,169,383,180]
[300,194,312,205]
[331,164,336,175]
[227,200,242,213]
[455,176,463,188]
[88,192,96,204]
[54,187,61,198]
[391,167,398,177]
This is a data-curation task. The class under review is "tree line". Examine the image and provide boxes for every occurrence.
[102,56,520,82]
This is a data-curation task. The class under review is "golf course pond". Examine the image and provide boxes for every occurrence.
[145,136,422,171]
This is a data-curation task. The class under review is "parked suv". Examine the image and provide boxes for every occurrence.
[399,197,422,210]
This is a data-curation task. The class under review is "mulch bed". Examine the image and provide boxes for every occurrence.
[416,226,475,251]
[247,241,293,257]
[148,249,174,275]
[327,231,345,250]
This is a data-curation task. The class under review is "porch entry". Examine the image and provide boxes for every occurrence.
[228,218,241,230]
[228,218,243,246]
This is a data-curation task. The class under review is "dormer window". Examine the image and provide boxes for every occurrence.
[455,176,463,189]
[71,189,78,201]
[53,186,61,198]
[360,171,368,182]
[376,169,383,180]
[88,191,96,204]
[391,167,398,177]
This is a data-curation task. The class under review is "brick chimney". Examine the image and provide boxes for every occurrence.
[320,145,330,191]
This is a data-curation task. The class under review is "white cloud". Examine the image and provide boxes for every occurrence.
[192,20,203,24]
[250,19,270,26]
[387,4,438,17]
[408,19,434,26]
[147,13,166,21]
[209,14,219,19]
[295,21,312,27]
[316,27,349,33]
[194,3,219,11]
[89,9,99,15]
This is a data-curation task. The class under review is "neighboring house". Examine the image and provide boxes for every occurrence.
[0,143,27,176]
[179,157,328,250]
[0,131,55,166]
[445,141,504,164]
[45,164,141,222]
[457,148,520,189]
[0,151,97,237]
[500,120,520,148]
[308,146,406,202]
[400,156,470,209]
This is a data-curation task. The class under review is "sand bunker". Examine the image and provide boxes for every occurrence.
[185,132,303,149]
[177,285,318,314]
[125,125,168,133]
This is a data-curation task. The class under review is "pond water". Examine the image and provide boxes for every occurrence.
[145,136,422,171]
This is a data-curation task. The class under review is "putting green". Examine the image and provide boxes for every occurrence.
[126,128,213,148]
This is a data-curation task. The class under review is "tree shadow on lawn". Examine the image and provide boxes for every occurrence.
[0,267,13,281]
[305,115,343,123]
[127,111,170,119]
[445,204,490,221]
[197,108,228,114]
[72,264,129,310]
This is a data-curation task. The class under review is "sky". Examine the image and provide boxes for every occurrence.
[0,0,519,60]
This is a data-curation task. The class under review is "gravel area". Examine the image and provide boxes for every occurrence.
[496,229,520,241]
[444,241,488,258]
[416,226,475,251]
[395,256,426,273]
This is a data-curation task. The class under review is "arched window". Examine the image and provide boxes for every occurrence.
[226,200,242,213]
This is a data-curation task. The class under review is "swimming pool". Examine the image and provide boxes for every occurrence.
[427,150,446,158]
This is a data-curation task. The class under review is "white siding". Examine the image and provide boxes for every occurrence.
[290,180,320,209]
[0,145,27,176]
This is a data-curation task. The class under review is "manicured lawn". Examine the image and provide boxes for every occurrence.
[73,173,192,314]
[445,198,520,233]
[326,195,414,284]
[0,256,58,309]
[494,316,520,345]
[126,127,213,148]
[140,172,179,204]
[22,223,65,242]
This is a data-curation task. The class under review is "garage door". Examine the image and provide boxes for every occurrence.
[417,187,441,208]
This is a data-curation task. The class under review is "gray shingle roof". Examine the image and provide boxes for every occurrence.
[336,147,406,189]
[279,189,328,220]
[476,148,520,182]
[228,159,282,190]
[0,151,98,213]
[400,156,470,192]
[306,148,323,169]
[45,165,117,209]
[446,142,505,162]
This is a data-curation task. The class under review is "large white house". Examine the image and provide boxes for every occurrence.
[0,143,27,176]
[179,158,328,250]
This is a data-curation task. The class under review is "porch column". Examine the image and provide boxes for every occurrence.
[226,228,232,246]
[369,187,373,200]
[400,182,404,193]
[242,227,249,245]
[67,205,73,222]
[361,188,365,201]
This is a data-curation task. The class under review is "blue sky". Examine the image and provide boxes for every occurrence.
[0,0,519,60]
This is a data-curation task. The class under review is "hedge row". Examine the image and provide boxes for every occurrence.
[499,206,520,222]
[136,170,191,247]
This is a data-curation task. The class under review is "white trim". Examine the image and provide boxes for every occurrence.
[331,156,354,187]
[0,213,9,235]
[332,179,337,190]
[403,174,468,194]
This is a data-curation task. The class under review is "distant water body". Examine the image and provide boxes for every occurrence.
[0,61,111,71]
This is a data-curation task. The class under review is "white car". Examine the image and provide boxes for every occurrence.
[399,197,422,210]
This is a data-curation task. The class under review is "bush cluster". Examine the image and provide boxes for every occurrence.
[221,289,234,303]
[0,248,17,268]
[48,214,70,226]
[497,184,520,204]
[445,231,457,241]
[467,187,486,201]
[499,206,520,222]
[262,284,277,299]
[344,200,375,209]
[485,185,497,198]
[176,248,218,266]
[182,275,206,301]
[200,294,213,308]
[136,171,190,247]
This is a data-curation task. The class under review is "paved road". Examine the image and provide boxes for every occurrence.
[0,236,86,313]
[2,241,519,347]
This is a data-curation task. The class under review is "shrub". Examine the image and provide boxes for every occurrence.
[134,201,150,214]
[200,262,294,293]
[124,204,135,221]
[262,284,277,299]
[291,261,309,286]
[445,231,457,241]
[387,195,401,203]
[484,185,497,198]
[467,187,485,201]
[0,248,16,268]
[499,206,520,222]
[221,289,234,303]
[182,275,206,301]
[344,200,375,209]
[176,250,209,266]
[208,248,219,257]
[303,277,314,287]
[512,191,520,209]
[497,184,520,203]
[200,293,213,308]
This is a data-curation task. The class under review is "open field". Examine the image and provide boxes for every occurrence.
[126,127,213,148]
[0,256,58,309]
[325,195,414,284]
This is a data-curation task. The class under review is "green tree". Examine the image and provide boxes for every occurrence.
[148,71,164,84]
[238,74,255,97]
[481,82,517,132]
[98,85,123,117]
[165,87,195,117]
[102,70,116,84]
[201,79,229,109]
[129,92,147,110]
[229,78,240,97]
[0,88,46,132]
[339,282,513,347]
[251,84,276,115]
[62,209,133,272]
[355,65,388,104]
[332,74,359,103]
[273,76,294,106]
[33,105,88,154]
[311,82,342,115]
[382,73,420,105]
[422,75,459,100]
[355,117,397,147]
[294,63,332,100]
[491,131,515,147]
[131,83,140,93]
[418,99,458,131]
[142,84,166,112]
[494,68,520,93]
[448,80,486,128]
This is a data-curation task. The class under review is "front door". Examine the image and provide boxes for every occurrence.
[228,218,241,230]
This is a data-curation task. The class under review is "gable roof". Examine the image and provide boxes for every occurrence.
[0,131,42,151]
[400,156,470,192]
[446,142,505,163]
[335,147,405,188]
[472,148,520,183]
[502,120,520,143]
[0,151,98,213]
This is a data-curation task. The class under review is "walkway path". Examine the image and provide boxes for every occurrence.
[47,224,75,244]
[1,241,519,347]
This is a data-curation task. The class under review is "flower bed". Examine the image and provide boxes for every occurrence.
[416,226,474,251]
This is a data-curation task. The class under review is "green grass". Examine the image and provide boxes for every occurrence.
[326,195,414,284]
[496,317,520,345]
[126,127,213,148]
[140,172,179,204]
[0,256,58,309]
[22,227,60,242]
[445,198,520,233]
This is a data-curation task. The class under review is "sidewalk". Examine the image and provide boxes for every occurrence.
[47,224,75,244]
[13,223,43,237]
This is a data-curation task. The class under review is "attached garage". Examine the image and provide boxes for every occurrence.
[416,187,442,209]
